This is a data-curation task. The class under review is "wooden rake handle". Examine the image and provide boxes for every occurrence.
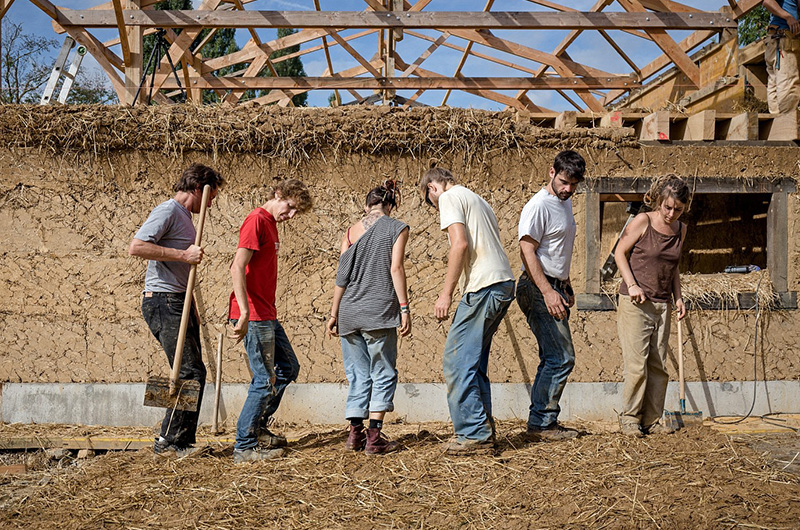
[677,316,685,413]
[169,184,211,396]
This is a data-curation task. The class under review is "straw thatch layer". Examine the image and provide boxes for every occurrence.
[0,104,637,160]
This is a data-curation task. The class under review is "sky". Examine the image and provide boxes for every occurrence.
[5,0,736,109]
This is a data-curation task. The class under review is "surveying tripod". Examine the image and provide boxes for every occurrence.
[132,28,186,106]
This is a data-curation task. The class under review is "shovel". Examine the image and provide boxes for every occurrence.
[664,317,703,430]
[143,184,211,412]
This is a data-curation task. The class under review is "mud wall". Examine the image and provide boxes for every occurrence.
[0,106,798,386]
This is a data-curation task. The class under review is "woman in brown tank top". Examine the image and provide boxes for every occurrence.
[614,176,690,438]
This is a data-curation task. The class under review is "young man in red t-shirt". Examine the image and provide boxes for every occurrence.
[228,179,312,463]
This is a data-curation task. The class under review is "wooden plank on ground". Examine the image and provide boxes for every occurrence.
[0,464,27,475]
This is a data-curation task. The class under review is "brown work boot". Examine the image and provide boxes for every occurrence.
[644,422,675,435]
[442,437,496,456]
[365,427,400,455]
[523,423,579,442]
[344,424,367,451]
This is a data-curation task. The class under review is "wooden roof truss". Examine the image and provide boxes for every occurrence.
[13,0,763,109]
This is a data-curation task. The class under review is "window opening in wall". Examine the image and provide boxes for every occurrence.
[580,177,795,310]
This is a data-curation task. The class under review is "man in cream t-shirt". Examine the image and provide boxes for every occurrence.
[516,150,585,442]
[420,167,515,455]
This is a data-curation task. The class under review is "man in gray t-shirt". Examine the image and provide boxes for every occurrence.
[516,150,585,443]
[129,163,223,457]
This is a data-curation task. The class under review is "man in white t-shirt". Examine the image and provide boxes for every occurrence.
[420,167,515,455]
[517,150,585,442]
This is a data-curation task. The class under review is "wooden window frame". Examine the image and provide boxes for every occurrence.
[577,177,797,310]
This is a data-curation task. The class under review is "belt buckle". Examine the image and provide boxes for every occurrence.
[145,292,153,298]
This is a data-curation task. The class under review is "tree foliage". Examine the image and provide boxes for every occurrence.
[1,19,58,103]
[267,28,308,107]
[739,5,770,47]
[199,28,240,104]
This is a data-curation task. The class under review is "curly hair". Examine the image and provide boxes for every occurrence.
[274,179,313,213]
[644,174,691,210]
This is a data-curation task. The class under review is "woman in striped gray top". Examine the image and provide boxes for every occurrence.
[326,181,411,455]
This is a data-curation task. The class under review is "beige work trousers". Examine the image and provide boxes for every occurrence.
[765,34,800,114]
[617,295,671,429]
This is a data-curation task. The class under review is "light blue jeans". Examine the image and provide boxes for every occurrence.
[232,319,300,450]
[516,274,576,430]
[341,328,398,419]
[442,280,515,443]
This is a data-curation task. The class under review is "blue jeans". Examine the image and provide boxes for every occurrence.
[232,319,300,450]
[516,273,576,430]
[442,280,515,443]
[341,328,398,419]
[142,292,206,447]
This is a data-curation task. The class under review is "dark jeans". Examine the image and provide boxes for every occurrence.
[142,292,206,446]
[516,274,576,430]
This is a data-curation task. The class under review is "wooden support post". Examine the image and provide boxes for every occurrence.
[585,191,601,294]
[124,0,143,105]
[767,191,789,292]
[600,111,623,128]
[684,109,715,140]
[725,112,758,140]
[555,111,577,129]
[641,111,670,141]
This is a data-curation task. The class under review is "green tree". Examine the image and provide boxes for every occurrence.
[739,5,770,46]
[267,27,308,107]
[200,28,240,104]
[142,0,192,74]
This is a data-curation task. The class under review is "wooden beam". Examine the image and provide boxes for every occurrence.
[617,0,701,87]
[585,177,796,195]
[111,0,131,66]
[442,0,494,106]
[62,26,126,100]
[767,192,789,292]
[585,191,601,294]
[248,59,384,105]
[401,31,448,77]
[49,10,738,30]
[161,75,641,90]
[448,29,613,78]
[1,0,16,19]
[393,57,531,112]
[405,30,539,76]
[724,112,758,140]
[327,31,383,78]
[683,109,715,140]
